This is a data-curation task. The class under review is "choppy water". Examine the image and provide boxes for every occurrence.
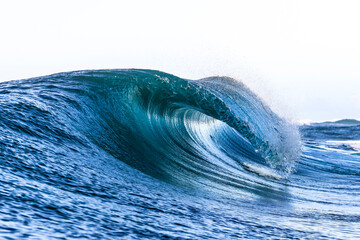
[0,70,359,239]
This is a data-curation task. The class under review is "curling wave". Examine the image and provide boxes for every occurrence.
[2,69,360,239]
[1,69,301,195]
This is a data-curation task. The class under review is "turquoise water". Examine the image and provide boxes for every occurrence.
[0,70,359,239]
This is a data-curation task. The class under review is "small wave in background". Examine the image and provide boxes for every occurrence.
[0,70,359,239]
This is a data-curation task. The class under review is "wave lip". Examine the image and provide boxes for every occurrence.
[190,76,301,174]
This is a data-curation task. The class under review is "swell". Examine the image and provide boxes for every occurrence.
[2,70,360,240]
[0,69,301,195]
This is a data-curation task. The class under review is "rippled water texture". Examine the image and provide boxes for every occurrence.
[0,70,359,239]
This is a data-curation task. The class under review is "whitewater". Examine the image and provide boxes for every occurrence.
[0,69,359,239]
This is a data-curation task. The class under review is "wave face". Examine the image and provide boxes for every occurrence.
[1,70,359,239]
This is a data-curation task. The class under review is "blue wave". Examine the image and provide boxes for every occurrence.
[1,70,300,191]
[1,69,359,239]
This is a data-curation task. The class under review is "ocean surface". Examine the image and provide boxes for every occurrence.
[0,70,359,239]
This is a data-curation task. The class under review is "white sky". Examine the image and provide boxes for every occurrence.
[0,0,359,122]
